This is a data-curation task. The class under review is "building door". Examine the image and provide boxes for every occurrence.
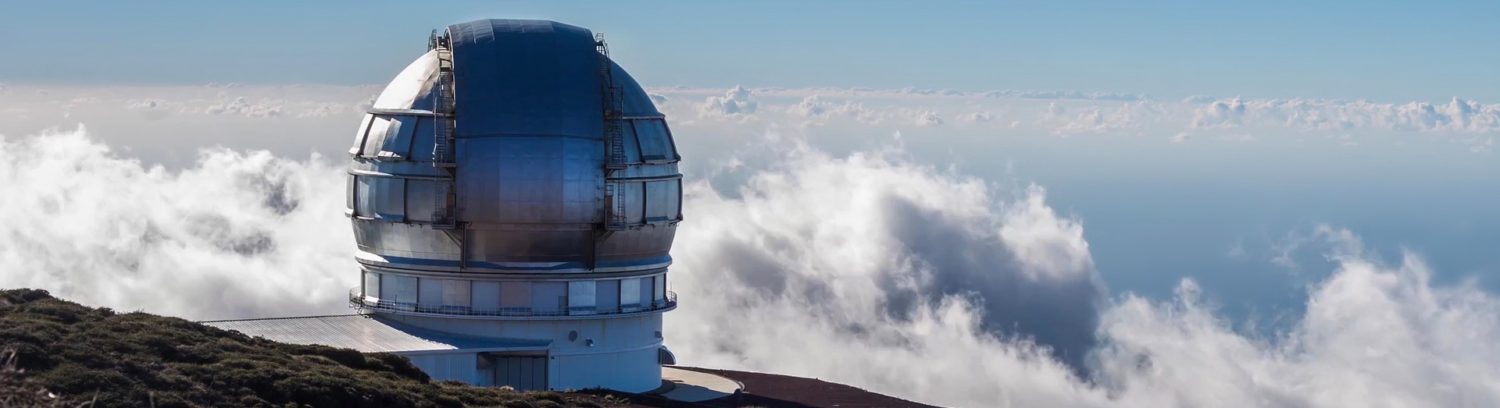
[491,354,549,391]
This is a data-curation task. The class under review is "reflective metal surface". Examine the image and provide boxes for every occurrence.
[347,19,682,277]
[349,287,678,320]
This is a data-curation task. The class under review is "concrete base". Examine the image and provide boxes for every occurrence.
[652,367,743,403]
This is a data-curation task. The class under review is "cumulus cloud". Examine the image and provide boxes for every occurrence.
[788,95,883,124]
[0,127,353,320]
[671,136,1106,380]
[204,96,284,118]
[914,110,944,126]
[1091,229,1500,407]
[699,85,759,116]
[3,114,1500,407]
[984,90,1152,102]
[1189,96,1500,133]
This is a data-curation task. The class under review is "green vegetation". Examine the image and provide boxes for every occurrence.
[0,289,628,408]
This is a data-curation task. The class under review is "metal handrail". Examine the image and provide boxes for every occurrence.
[349,287,677,318]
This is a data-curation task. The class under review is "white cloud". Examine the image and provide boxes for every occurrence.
[984,90,1152,102]
[914,110,944,126]
[699,85,759,116]
[204,96,284,118]
[0,127,353,320]
[1093,228,1500,407]
[788,95,882,124]
[2,127,1500,407]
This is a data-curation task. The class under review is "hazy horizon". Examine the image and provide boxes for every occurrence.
[3,2,1498,407]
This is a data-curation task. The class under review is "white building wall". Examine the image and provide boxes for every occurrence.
[384,312,665,392]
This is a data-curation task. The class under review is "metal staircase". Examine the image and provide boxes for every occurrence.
[429,30,465,270]
[596,34,629,230]
[430,31,460,231]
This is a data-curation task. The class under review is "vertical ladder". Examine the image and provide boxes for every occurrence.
[429,30,464,269]
[431,31,459,229]
[597,34,628,230]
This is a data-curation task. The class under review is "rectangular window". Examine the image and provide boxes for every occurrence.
[654,274,667,302]
[377,116,416,159]
[349,114,374,156]
[596,280,620,313]
[472,281,500,313]
[568,281,597,315]
[373,177,405,221]
[618,119,642,163]
[407,117,436,162]
[353,176,375,218]
[363,116,393,157]
[621,278,641,311]
[621,182,645,224]
[639,276,654,308]
[500,281,531,312]
[381,275,418,306]
[442,280,470,309]
[404,180,447,223]
[346,174,356,212]
[363,272,381,300]
[418,278,443,309]
[644,180,679,221]
[633,120,675,161]
[531,282,565,314]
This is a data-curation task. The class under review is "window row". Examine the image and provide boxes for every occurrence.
[361,272,670,316]
[347,113,680,165]
[350,114,437,161]
[348,174,681,224]
[346,175,449,223]
[610,179,682,225]
[617,118,680,163]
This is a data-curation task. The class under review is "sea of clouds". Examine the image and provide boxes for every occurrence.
[1,85,1498,407]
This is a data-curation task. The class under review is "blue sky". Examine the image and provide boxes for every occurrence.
[3,3,1500,405]
[5,1,1499,101]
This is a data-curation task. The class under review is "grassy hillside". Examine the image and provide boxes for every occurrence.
[0,289,627,408]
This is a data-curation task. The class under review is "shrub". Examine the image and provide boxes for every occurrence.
[0,289,621,407]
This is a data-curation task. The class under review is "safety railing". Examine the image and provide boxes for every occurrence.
[349,288,676,318]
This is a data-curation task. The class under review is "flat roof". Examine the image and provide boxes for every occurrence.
[202,314,547,354]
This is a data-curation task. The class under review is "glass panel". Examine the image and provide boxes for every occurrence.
[654,274,666,302]
[345,174,356,211]
[597,280,620,313]
[374,177,405,221]
[381,275,418,306]
[408,117,435,162]
[354,176,376,217]
[621,278,641,308]
[639,276,654,308]
[645,181,677,221]
[634,119,674,161]
[349,114,373,155]
[500,281,531,311]
[363,116,393,157]
[379,116,415,158]
[531,282,565,314]
[418,277,443,308]
[618,119,642,163]
[442,280,471,309]
[622,182,645,224]
[568,281,596,315]
[405,180,445,222]
[363,272,380,299]
[472,281,500,312]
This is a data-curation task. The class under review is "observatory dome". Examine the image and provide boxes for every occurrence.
[348,20,680,274]
[342,19,681,392]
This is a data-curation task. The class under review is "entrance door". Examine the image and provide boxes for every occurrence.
[491,354,549,391]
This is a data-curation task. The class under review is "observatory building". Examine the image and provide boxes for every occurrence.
[207,19,681,392]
